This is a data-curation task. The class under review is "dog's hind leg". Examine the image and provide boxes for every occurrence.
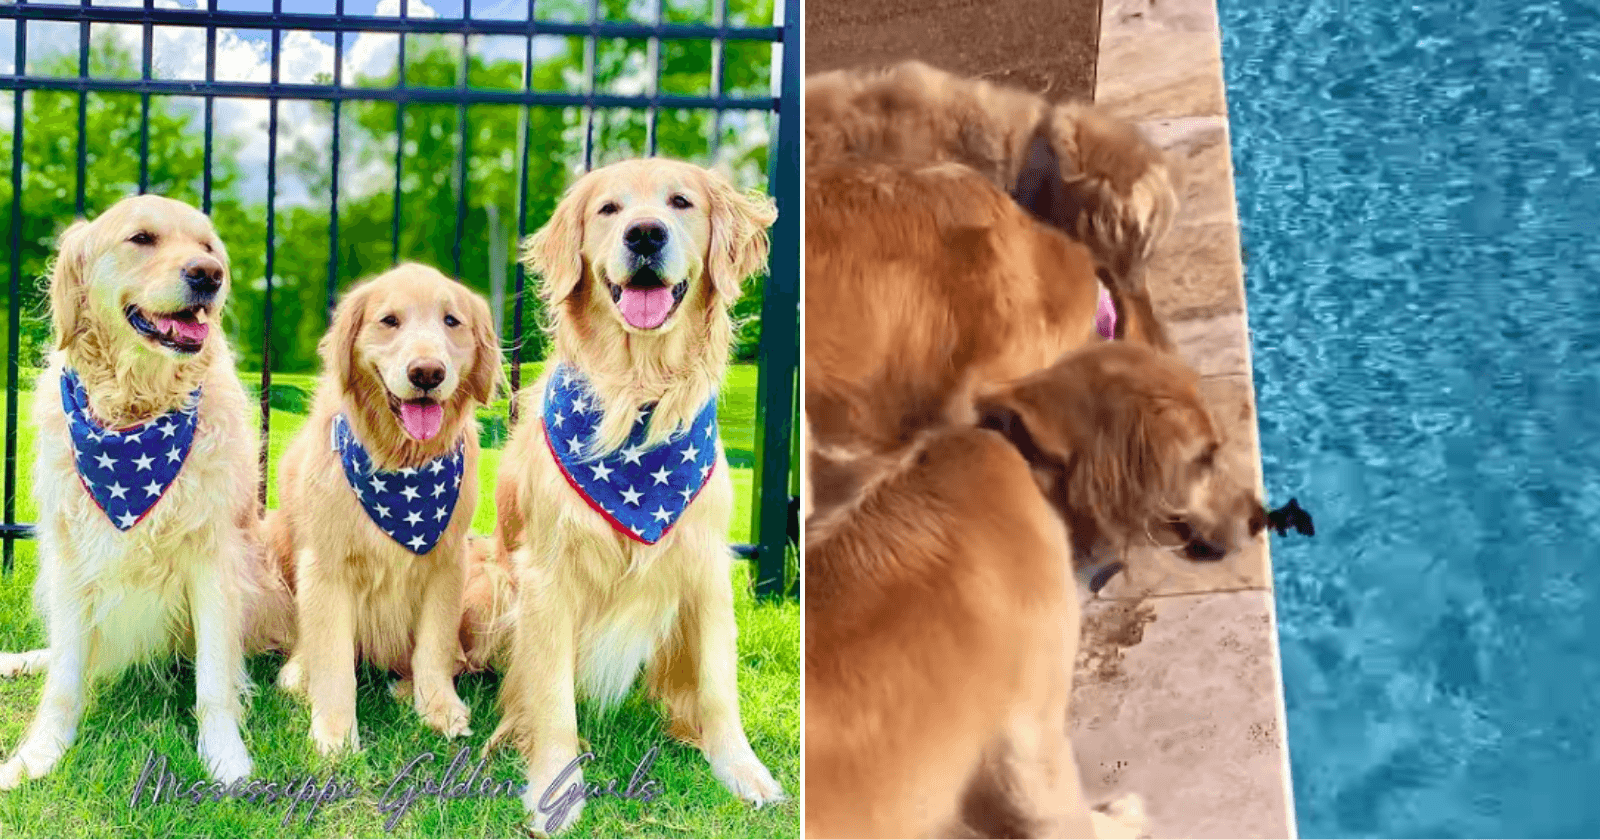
[0,649,49,678]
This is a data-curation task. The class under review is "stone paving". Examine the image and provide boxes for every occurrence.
[1068,0,1297,837]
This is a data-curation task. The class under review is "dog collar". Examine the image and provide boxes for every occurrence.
[542,363,719,545]
[331,413,465,555]
[61,367,201,532]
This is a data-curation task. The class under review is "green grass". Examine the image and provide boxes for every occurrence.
[0,364,798,838]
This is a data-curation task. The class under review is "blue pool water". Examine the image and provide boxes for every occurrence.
[1219,1,1600,836]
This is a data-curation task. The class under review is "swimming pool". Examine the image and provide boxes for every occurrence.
[1219,0,1600,836]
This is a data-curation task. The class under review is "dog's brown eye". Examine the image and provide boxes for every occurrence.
[129,231,155,245]
[202,242,214,253]
[1195,444,1218,469]
[598,202,620,216]
[380,314,400,328]
[669,194,693,210]
[443,314,460,328]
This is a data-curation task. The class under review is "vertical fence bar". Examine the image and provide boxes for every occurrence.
[203,0,216,214]
[76,0,88,216]
[393,0,408,263]
[139,0,153,194]
[453,2,470,279]
[709,0,726,160]
[749,0,799,597]
[582,0,598,172]
[328,4,344,318]
[258,19,281,510]
[646,0,662,156]
[0,4,792,594]
[509,0,536,425]
[4,15,25,574]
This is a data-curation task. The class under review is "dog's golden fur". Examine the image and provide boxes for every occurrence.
[489,158,782,834]
[0,195,255,787]
[806,59,1178,350]
[805,342,1265,839]
[268,263,501,755]
[805,159,1101,512]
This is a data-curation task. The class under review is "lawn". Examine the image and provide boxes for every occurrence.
[0,363,799,839]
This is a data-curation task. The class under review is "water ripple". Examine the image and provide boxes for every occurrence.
[1221,0,1600,835]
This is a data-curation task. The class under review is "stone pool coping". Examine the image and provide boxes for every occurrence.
[1067,0,1299,837]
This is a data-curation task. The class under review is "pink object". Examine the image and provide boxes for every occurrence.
[618,286,675,329]
[153,314,210,344]
[400,401,444,441]
[1095,285,1117,340]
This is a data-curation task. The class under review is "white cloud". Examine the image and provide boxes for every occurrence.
[6,0,783,203]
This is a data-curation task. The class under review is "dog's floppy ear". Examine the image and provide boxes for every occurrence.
[974,386,1058,477]
[522,178,589,305]
[704,168,778,303]
[320,282,370,395]
[462,289,506,406]
[1068,383,1175,536]
[49,220,93,349]
[1011,125,1087,233]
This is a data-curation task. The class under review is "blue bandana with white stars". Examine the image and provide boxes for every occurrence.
[61,367,201,532]
[331,413,465,556]
[542,363,719,545]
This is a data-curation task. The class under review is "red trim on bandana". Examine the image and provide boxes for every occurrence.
[541,416,717,546]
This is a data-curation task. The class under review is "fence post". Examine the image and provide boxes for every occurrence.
[749,0,801,599]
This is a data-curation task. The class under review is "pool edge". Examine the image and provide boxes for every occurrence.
[1073,0,1299,837]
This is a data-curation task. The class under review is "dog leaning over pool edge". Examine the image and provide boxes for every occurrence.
[0,157,788,835]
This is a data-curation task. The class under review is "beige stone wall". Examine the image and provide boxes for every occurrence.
[1068,0,1299,837]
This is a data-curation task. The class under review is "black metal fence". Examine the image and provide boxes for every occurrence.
[0,0,800,597]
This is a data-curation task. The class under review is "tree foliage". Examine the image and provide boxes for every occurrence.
[1,0,779,381]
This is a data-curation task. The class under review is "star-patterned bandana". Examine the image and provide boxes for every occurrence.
[542,363,719,545]
[331,413,465,555]
[61,367,201,532]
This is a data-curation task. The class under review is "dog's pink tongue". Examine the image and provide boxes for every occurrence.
[155,316,210,344]
[1095,284,1117,340]
[618,287,675,329]
[400,401,444,441]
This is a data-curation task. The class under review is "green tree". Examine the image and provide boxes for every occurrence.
[0,39,257,384]
[2,0,780,380]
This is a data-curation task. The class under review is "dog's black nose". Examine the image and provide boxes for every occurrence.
[182,257,224,296]
[408,359,446,391]
[624,220,668,257]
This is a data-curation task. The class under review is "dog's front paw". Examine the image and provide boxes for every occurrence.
[1092,793,1148,839]
[709,745,784,806]
[310,713,360,757]
[199,727,253,784]
[0,756,29,791]
[414,689,473,740]
[522,754,587,837]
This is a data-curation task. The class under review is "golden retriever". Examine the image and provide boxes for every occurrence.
[806,60,1178,350]
[0,195,255,787]
[805,159,1102,513]
[805,342,1268,839]
[268,263,501,754]
[489,158,782,834]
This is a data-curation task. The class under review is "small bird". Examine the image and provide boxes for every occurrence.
[1267,497,1315,537]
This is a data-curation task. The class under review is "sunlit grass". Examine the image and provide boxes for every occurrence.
[0,364,797,838]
